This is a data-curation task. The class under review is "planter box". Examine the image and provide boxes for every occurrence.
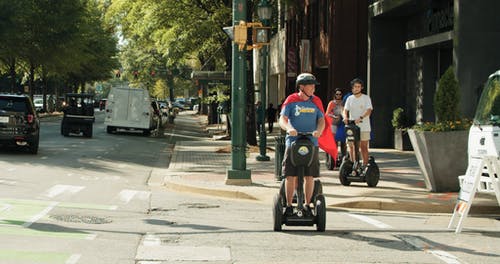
[408,129,469,192]
[394,129,413,151]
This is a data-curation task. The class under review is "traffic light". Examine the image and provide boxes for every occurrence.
[115,70,121,78]
[253,26,271,45]
[133,71,139,79]
[223,21,270,50]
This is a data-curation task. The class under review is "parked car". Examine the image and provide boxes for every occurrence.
[33,98,44,112]
[0,93,40,154]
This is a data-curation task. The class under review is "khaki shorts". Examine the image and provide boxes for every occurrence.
[360,132,371,141]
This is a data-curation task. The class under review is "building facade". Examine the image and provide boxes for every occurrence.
[268,0,500,148]
[369,0,500,147]
[269,0,368,108]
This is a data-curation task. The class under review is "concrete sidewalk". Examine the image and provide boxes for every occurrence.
[159,113,500,215]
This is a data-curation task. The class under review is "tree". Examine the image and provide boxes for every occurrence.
[434,66,460,122]
[0,0,118,100]
[104,0,269,145]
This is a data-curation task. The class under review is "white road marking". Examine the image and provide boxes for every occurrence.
[43,185,85,198]
[86,234,97,240]
[136,245,231,261]
[397,235,462,264]
[0,204,12,213]
[65,254,81,264]
[22,201,59,228]
[345,213,393,229]
[0,179,16,185]
[143,233,161,246]
[118,190,151,204]
[0,203,12,222]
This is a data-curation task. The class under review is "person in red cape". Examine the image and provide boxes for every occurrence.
[279,73,337,216]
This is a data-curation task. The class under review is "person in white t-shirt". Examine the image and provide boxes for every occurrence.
[343,78,373,168]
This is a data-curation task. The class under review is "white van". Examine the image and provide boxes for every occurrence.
[104,87,159,135]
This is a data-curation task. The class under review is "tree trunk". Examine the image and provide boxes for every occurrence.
[8,58,17,93]
[29,62,36,99]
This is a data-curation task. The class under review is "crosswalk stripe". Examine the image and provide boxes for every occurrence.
[43,185,85,198]
[118,189,151,204]
[22,201,58,228]
[65,254,81,264]
[0,198,101,240]
[143,233,161,246]
[0,203,12,213]
[0,179,16,185]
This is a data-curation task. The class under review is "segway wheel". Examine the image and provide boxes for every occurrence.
[325,153,334,170]
[313,179,323,197]
[338,159,352,186]
[273,194,283,231]
[315,194,326,232]
[336,154,343,170]
[279,179,286,206]
[366,161,380,187]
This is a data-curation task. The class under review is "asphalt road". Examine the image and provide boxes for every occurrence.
[0,111,499,264]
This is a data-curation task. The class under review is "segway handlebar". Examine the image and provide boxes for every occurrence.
[296,132,314,136]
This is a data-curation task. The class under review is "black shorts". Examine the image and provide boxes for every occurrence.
[282,146,320,177]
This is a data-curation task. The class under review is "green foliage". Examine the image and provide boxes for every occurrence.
[412,66,468,132]
[152,79,168,99]
[0,0,118,94]
[391,107,407,129]
[412,119,472,132]
[434,66,460,122]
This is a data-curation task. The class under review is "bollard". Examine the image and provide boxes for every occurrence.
[274,135,285,181]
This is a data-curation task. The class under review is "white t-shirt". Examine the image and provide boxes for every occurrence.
[344,94,373,132]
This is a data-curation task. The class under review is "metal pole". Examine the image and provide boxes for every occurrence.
[226,0,251,185]
[256,43,270,161]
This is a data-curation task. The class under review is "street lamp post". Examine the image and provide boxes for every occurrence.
[256,0,272,162]
[226,0,251,185]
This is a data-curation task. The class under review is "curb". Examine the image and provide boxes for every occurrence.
[162,178,500,214]
[163,178,258,201]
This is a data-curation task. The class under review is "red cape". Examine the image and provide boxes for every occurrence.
[282,93,338,160]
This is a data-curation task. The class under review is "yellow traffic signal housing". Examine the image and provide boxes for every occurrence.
[224,21,270,50]
[234,22,248,49]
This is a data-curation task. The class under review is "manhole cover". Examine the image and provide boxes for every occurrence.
[179,203,220,209]
[50,214,112,224]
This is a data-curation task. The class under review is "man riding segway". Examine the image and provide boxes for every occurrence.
[272,73,336,231]
[339,78,380,187]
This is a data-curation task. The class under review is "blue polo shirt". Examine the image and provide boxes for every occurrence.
[280,97,324,147]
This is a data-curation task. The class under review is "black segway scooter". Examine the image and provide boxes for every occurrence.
[338,121,380,187]
[273,133,326,232]
[325,141,345,170]
[325,122,346,170]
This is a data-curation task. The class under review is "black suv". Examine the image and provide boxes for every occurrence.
[0,94,40,154]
